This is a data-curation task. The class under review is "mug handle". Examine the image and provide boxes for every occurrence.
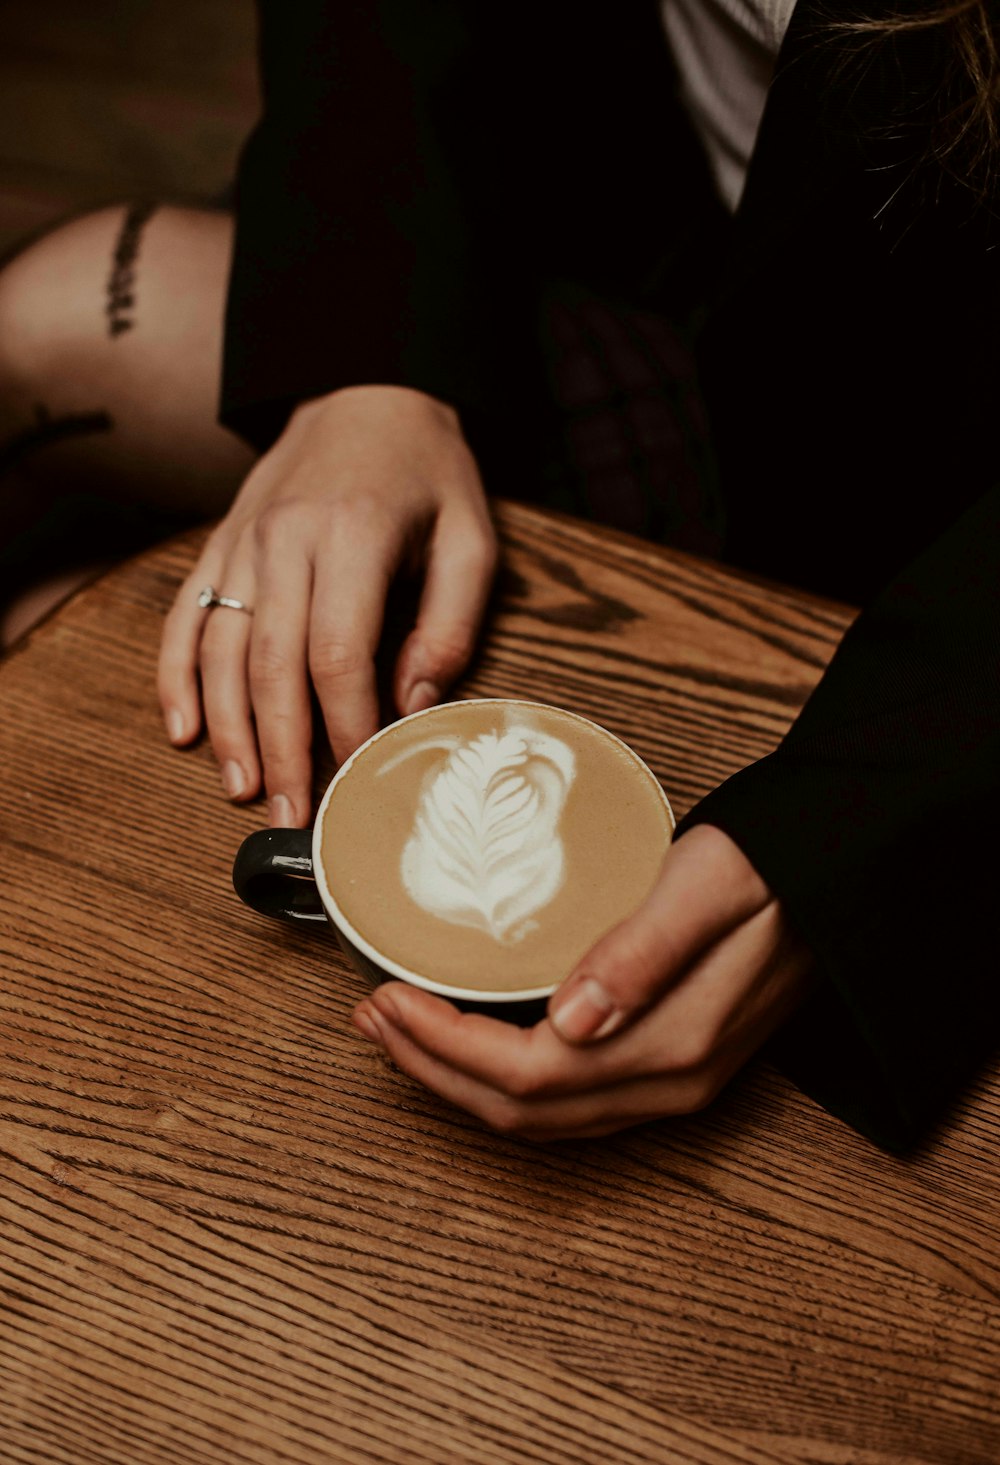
[232,828,328,923]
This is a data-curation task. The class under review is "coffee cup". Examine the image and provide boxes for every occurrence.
[233,698,674,1009]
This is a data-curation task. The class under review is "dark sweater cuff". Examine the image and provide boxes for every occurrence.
[675,755,997,1152]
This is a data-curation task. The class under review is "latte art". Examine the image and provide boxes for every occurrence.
[391,726,576,943]
[319,700,673,996]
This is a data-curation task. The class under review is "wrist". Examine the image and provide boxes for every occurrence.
[289,383,461,436]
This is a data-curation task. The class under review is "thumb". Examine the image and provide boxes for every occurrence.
[548,824,771,1044]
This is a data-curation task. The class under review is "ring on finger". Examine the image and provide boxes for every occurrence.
[198,584,254,615]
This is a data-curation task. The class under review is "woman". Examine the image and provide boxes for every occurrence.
[1,1,996,1148]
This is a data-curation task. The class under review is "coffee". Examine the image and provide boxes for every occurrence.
[318,700,673,996]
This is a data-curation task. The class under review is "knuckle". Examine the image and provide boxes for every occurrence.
[253,498,307,551]
[500,1062,551,1103]
[255,689,307,749]
[261,759,307,803]
[207,724,244,762]
[256,729,307,784]
[624,923,677,980]
[674,1068,724,1115]
[326,491,395,542]
[665,1020,718,1076]
[308,636,367,686]
[249,633,292,688]
[463,523,499,571]
[483,1097,533,1138]
[450,518,499,575]
[417,624,477,674]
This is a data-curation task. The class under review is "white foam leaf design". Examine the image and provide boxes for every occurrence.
[400,726,576,943]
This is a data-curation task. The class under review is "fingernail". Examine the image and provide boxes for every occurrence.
[550,977,623,1043]
[373,992,403,1029]
[406,679,439,716]
[221,760,247,799]
[165,708,185,744]
[269,793,295,827]
[354,1005,385,1046]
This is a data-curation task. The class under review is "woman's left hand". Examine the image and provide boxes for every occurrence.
[353,824,816,1140]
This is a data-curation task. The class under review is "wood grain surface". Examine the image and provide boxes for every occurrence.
[1,500,998,1465]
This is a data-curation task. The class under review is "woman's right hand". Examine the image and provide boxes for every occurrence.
[157,384,498,827]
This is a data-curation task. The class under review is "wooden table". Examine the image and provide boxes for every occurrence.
[1,501,998,1465]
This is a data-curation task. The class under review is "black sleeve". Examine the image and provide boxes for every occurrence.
[676,483,1000,1151]
[219,2,714,454]
[219,0,532,452]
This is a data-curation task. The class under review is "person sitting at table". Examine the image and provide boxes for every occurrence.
[0,1,996,1152]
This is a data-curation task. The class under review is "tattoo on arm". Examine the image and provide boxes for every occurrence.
[106,203,158,338]
[0,404,114,481]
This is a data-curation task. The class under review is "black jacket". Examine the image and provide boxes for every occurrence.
[221,1,1000,1150]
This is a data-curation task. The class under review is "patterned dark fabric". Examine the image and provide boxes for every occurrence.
[533,287,725,558]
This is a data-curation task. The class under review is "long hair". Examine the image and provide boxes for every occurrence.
[834,2,1000,196]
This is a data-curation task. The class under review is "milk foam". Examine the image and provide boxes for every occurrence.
[388,725,576,943]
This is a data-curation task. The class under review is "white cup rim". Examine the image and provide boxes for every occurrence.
[312,698,674,1003]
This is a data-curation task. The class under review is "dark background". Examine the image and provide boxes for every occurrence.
[0,0,259,260]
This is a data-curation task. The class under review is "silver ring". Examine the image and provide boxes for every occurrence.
[197,585,253,615]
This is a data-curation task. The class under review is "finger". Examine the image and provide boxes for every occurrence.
[363,896,808,1102]
[198,541,261,803]
[355,906,813,1140]
[356,981,658,1100]
[548,823,771,1045]
[353,987,712,1140]
[158,538,231,746]
[309,503,403,765]
[360,983,554,1090]
[394,507,498,716]
[248,505,315,826]
[355,991,542,1132]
